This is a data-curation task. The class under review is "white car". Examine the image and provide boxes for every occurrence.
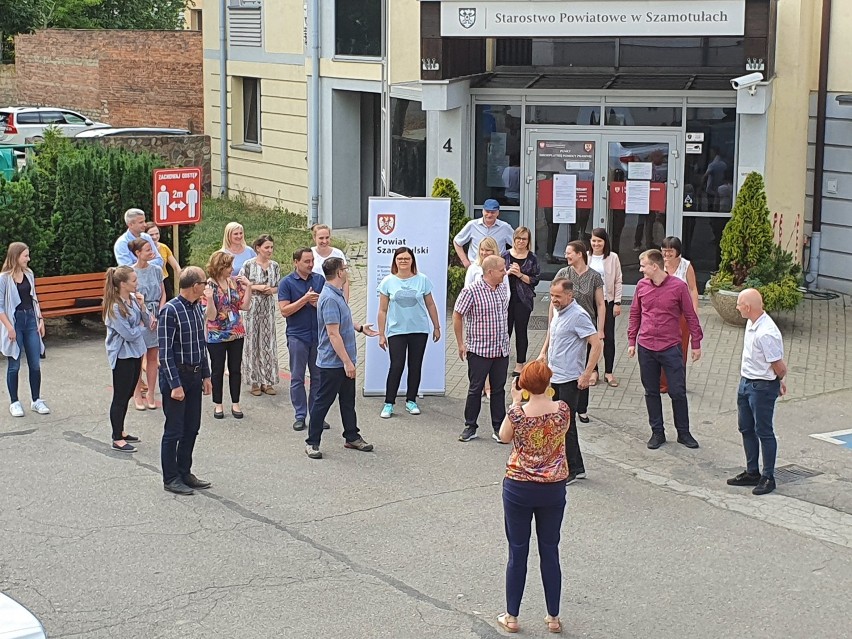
[75,127,190,138]
[0,107,109,146]
[0,592,46,639]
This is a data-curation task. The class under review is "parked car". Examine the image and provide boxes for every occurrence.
[75,127,190,138]
[0,107,109,146]
[0,592,46,639]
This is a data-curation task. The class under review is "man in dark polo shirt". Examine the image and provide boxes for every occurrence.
[278,248,326,431]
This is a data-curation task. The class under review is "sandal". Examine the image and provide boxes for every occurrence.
[145,392,157,410]
[262,385,277,396]
[545,615,563,633]
[133,399,147,411]
[497,613,519,633]
[605,375,619,388]
[589,371,599,386]
[250,385,262,397]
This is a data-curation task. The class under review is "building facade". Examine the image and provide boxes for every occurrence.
[204,0,852,292]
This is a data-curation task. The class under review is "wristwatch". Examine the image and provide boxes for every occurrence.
[356,324,363,333]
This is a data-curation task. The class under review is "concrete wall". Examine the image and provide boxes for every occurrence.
[14,30,204,133]
[0,64,16,106]
[77,134,213,195]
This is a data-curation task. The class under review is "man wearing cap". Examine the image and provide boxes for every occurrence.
[453,199,515,268]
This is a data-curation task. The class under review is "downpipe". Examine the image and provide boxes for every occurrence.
[806,232,821,289]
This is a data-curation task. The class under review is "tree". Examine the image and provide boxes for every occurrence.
[2,0,190,34]
[431,177,468,299]
[719,172,774,286]
[0,177,50,275]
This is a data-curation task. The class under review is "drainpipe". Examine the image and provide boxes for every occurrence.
[808,0,832,289]
[219,0,229,197]
[307,0,321,225]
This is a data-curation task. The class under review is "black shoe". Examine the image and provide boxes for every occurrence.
[293,419,306,431]
[511,371,521,378]
[752,476,776,495]
[677,432,700,449]
[727,471,761,486]
[459,426,478,442]
[231,409,244,419]
[344,437,374,452]
[566,473,578,485]
[183,473,211,489]
[305,444,322,459]
[578,414,590,424]
[647,432,666,449]
[122,434,140,443]
[323,421,331,430]
[214,409,224,420]
[112,441,136,453]
[164,480,195,495]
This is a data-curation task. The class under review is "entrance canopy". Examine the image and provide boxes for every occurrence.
[471,73,734,91]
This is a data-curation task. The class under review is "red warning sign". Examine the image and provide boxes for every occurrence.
[152,167,203,225]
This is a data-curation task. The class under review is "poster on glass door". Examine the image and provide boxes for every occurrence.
[535,140,595,210]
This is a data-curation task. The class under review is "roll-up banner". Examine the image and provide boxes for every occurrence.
[364,197,450,396]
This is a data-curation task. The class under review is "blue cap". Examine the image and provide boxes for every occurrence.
[483,199,500,211]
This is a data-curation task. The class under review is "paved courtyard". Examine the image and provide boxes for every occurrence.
[1,227,851,638]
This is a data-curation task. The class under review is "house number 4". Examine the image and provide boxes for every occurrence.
[443,138,453,153]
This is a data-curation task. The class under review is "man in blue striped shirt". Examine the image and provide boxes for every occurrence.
[158,266,212,495]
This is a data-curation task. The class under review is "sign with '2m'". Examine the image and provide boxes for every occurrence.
[441,1,745,37]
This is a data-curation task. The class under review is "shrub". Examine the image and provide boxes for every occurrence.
[431,177,468,299]
[0,177,49,274]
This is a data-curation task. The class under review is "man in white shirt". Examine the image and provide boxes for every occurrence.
[453,199,514,267]
[727,289,787,496]
[114,208,164,268]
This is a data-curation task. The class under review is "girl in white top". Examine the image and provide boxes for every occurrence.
[661,235,700,377]
[311,224,349,301]
[589,228,623,387]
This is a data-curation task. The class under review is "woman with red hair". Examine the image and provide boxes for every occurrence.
[496,360,570,634]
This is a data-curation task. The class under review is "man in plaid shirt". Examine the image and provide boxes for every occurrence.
[453,255,510,442]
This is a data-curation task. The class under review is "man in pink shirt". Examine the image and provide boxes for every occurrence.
[628,249,704,450]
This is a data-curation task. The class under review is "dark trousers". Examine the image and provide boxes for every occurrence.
[737,378,781,478]
[306,366,360,447]
[660,315,690,392]
[638,344,690,434]
[464,353,509,432]
[603,301,617,375]
[160,370,203,484]
[507,298,532,364]
[207,338,244,404]
[503,478,566,618]
[552,381,584,474]
[576,344,593,415]
[110,357,142,441]
[288,336,319,421]
[6,308,41,402]
[385,333,428,403]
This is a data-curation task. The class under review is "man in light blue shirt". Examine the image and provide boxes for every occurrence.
[452,199,514,267]
[305,257,378,459]
[114,208,164,268]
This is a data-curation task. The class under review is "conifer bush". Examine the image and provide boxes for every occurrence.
[432,177,469,299]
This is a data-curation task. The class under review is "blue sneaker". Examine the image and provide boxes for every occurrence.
[405,401,421,415]
[380,403,394,419]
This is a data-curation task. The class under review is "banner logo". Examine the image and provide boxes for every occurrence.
[458,8,477,29]
[584,143,594,153]
[377,214,396,235]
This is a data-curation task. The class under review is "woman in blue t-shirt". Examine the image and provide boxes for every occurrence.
[376,247,441,419]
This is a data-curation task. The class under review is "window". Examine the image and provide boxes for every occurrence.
[390,98,426,197]
[39,112,66,125]
[335,0,381,57]
[474,104,522,226]
[526,105,600,126]
[683,108,736,213]
[62,112,86,125]
[15,112,40,124]
[242,78,261,146]
[603,106,682,127]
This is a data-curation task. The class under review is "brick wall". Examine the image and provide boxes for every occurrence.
[77,134,213,195]
[0,64,16,106]
[14,30,203,133]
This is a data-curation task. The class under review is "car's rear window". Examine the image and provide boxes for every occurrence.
[16,112,40,124]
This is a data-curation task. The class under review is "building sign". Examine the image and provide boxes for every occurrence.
[152,167,203,225]
[441,1,745,37]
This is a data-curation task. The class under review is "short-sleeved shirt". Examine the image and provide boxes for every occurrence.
[505,401,571,482]
[555,265,603,323]
[224,247,257,277]
[316,283,356,368]
[548,301,598,384]
[741,312,784,380]
[312,247,347,277]
[377,273,433,337]
[277,270,325,344]
[453,218,514,263]
[453,278,509,359]
[157,243,174,278]
[202,278,246,343]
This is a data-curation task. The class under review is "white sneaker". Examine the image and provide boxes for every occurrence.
[9,401,24,417]
[380,403,394,419]
[31,399,50,415]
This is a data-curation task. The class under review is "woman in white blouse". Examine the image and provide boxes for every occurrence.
[588,228,623,387]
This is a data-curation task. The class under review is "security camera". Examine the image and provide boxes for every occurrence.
[730,72,764,95]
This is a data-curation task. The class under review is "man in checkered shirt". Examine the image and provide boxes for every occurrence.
[452,255,510,443]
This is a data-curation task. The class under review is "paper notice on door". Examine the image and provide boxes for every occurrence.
[552,174,577,223]
[626,180,651,215]
[627,162,653,180]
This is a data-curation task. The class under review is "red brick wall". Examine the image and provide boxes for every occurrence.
[14,30,203,133]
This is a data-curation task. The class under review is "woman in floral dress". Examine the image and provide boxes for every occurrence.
[240,235,282,396]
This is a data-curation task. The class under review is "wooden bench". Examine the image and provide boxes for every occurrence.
[35,272,105,319]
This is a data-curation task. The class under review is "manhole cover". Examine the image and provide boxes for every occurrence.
[529,316,549,331]
[774,464,822,485]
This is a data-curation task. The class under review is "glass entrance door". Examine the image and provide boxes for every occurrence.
[601,136,680,288]
[527,135,600,280]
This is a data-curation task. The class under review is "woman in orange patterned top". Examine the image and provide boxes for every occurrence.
[496,360,570,634]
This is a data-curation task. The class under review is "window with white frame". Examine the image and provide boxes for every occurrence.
[239,77,261,146]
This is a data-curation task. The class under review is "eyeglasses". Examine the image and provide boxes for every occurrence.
[396,257,412,262]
